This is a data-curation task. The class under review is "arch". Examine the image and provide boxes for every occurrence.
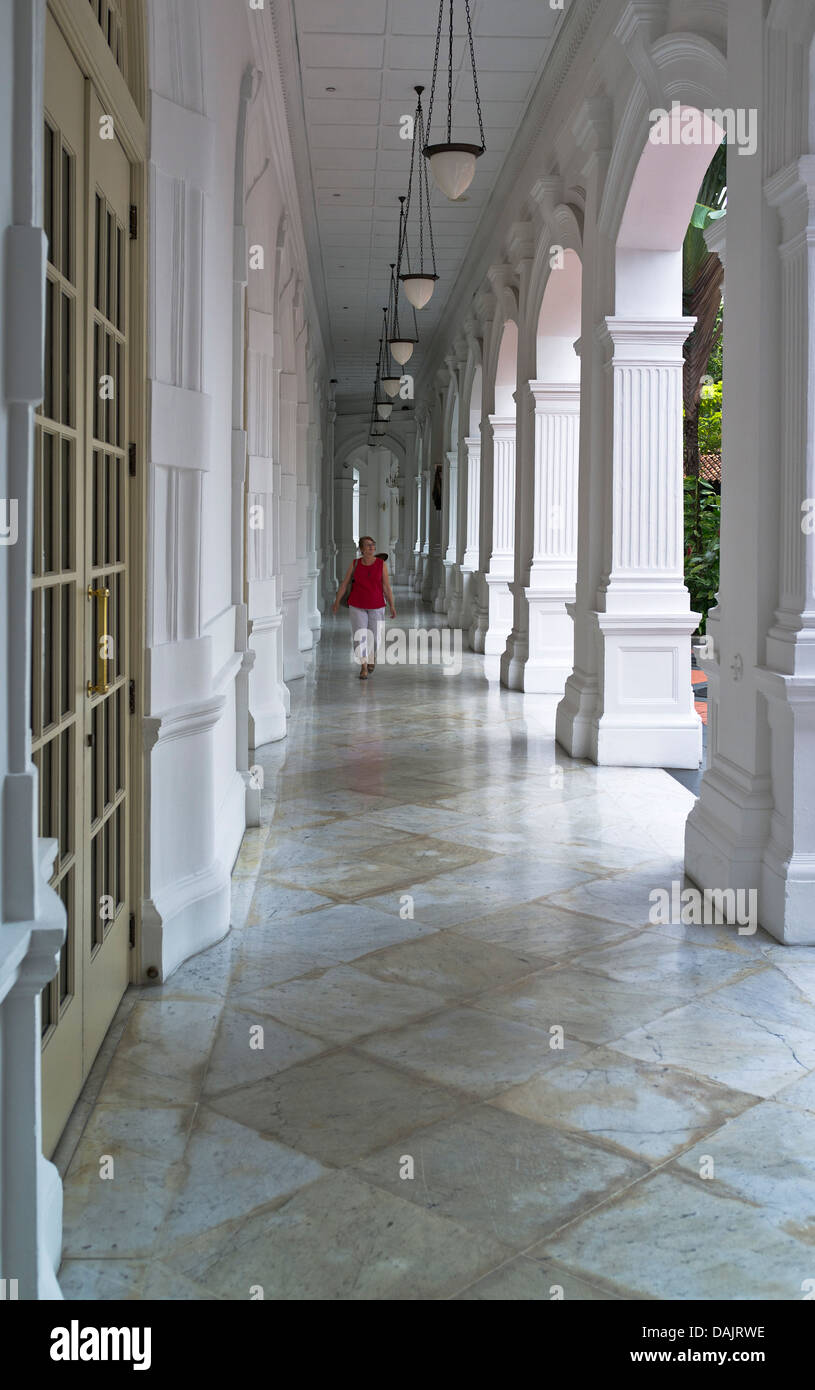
[523,199,583,364]
[536,249,582,383]
[468,365,483,436]
[335,428,407,471]
[443,375,460,453]
[493,321,518,416]
[615,107,724,317]
[599,34,728,250]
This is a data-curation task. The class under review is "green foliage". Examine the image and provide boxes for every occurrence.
[698,378,722,454]
[706,303,723,384]
[684,478,720,633]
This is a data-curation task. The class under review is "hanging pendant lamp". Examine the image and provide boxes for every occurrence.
[379,303,404,395]
[424,0,486,200]
[386,260,416,366]
[399,92,439,309]
[372,335,393,421]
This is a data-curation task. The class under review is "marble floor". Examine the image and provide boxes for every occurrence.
[57,597,815,1300]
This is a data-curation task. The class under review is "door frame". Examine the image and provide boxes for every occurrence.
[45,0,147,1094]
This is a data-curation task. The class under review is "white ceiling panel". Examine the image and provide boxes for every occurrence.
[296,0,388,34]
[299,34,386,66]
[289,0,567,400]
[303,68,383,98]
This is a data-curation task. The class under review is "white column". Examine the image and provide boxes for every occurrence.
[245,312,288,742]
[513,381,580,691]
[443,448,461,621]
[688,81,815,941]
[321,403,337,608]
[484,415,516,679]
[584,317,701,766]
[412,466,424,591]
[295,406,313,653]
[305,420,322,641]
[461,434,481,633]
[421,462,436,604]
[280,379,304,681]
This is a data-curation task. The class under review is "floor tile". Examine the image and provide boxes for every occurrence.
[157,1107,328,1251]
[231,964,446,1044]
[354,1103,646,1249]
[360,1005,587,1098]
[201,1006,327,1096]
[491,1046,757,1163]
[162,1170,510,1300]
[474,965,689,1045]
[610,997,815,1097]
[542,1171,814,1300]
[353,930,541,998]
[208,1048,466,1164]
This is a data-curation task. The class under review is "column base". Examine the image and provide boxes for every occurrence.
[500,628,527,690]
[684,757,773,919]
[469,574,489,652]
[484,573,513,680]
[282,591,305,681]
[444,561,462,624]
[586,609,703,767]
[556,666,598,758]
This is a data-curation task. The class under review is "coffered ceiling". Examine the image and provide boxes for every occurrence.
[284,0,565,407]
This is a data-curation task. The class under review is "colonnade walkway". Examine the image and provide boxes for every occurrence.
[57,597,815,1300]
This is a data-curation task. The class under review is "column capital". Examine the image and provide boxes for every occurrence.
[765,157,815,248]
[529,380,582,410]
[474,285,497,332]
[487,262,519,302]
[488,414,516,440]
[506,220,536,272]
[600,315,696,364]
[571,96,613,170]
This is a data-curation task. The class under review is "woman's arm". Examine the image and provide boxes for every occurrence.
[332,561,355,614]
[382,563,396,618]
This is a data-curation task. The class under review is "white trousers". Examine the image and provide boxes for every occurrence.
[349,606,386,664]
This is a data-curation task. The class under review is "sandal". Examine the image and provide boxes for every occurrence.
[359,664,368,680]
[367,661,375,675]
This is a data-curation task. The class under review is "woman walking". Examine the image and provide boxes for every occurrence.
[333,536,396,679]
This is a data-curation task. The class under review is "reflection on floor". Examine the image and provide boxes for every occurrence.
[58,598,815,1300]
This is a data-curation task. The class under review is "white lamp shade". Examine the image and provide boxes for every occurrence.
[381,376,401,398]
[401,274,437,310]
[377,402,392,420]
[428,145,479,201]
[389,338,415,366]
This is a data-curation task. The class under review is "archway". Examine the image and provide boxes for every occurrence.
[461,361,483,640]
[559,104,724,767]
[520,246,582,692]
[483,318,518,678]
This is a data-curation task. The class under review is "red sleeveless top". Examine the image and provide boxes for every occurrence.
[349,556,385,608]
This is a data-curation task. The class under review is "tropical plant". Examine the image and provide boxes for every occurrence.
[683,144,726,628]
[684,478,720,632]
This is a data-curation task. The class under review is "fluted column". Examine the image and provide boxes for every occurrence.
[421,461,435,604]
[484,415,516,679]
[280,375,305,681]
[688,145,815,942]
[412,467,424,590]
[461,434,481,633]
[505,382,580,691]
[443,448,461,621]
[585,317,701,765]
[334,475,357,585]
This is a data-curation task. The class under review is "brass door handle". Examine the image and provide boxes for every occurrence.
[87,584,111,695]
